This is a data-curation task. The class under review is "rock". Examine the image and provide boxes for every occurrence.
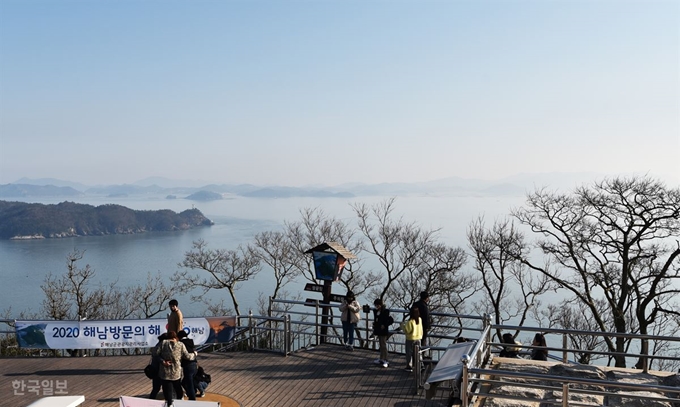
[542,389,602,406]
[479,360,678,407]
[605,390,672,407]
[659,374,680,407]
[485,384,542,406]
[493,362,551,384]
[547,363,607,391]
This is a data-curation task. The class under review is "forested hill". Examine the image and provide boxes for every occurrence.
[0,200,213,240]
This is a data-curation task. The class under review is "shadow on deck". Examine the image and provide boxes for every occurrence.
[1,344,450,407]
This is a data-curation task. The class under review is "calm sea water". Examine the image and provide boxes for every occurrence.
[0,195,524,318]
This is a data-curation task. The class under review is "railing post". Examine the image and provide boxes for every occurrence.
[484,314,492,361]
[461,354,470,406]
[248,310,254,350]
[315,301,320,346]
[414,342,421,395]
[268,297,274,348]
[365,308,371,349]
[562,334,568,363]
[562,383,569,407]
[283,314,290,356]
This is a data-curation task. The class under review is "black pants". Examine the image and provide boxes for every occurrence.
[421,328,429,347]
[181,361,198,400]
[149,376,162,399]
[161,379,183,405]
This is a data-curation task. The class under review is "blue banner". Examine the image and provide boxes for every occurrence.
[15,316,236,349]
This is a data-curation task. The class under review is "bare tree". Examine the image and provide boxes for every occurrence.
[175,239,261,316]
[353,197,474,336]
[41,250,117,320]
[251,230,300,315]
[115,271,180,319]
[538,299,610,365]
[284,207,377,296]
[354,198,439,302]
[41,250,182,321]
[467,216,554,341]
[512,176,680,367]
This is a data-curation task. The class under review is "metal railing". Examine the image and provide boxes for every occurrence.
[489,324,680,373]
[267,298,487,359]
[461,363,680,407]
[5,305,680,407]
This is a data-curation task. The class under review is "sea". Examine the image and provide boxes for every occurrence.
[0,194,525,319]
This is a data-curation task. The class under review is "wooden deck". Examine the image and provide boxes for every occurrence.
[1,344,450,407]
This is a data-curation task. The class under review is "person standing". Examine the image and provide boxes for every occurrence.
[167,299,183,334]
[372,298,393,368]
[339,291,361,350]
[157,330,195,407]
[400,307,423,372]
[177,330,198,400]
[149,333,168,400]
[413,291,431,347]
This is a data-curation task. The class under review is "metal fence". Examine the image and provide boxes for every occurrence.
[4,304,680,407]
[462,363,680,407]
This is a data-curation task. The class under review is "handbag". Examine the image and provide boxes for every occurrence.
[144,356,158,379]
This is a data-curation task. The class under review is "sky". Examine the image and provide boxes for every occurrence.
[0,0,678,187]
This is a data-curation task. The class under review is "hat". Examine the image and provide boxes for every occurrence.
[177,330,188,339]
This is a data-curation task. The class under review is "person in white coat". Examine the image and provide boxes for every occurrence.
[339,291,361,350]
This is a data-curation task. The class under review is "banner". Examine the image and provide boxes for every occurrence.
[15,316,236,349]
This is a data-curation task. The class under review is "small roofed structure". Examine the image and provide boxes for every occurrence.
[305,242,356,344]
[304,241,357,259]
[304,242,356,282]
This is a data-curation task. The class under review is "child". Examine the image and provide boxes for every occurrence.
[400,307,423,372]
[193,364,211,398]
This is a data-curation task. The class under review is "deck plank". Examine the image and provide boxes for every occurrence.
[1,345,449,407]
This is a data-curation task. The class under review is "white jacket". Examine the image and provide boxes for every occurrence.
[339,299,361,324]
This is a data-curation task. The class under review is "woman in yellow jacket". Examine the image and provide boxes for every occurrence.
[400,307,423,372]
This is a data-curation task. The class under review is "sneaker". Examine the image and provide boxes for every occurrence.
[382,361,389,368]
[200,393,206,398]
[404,366,413,372]
[373,359,383,365]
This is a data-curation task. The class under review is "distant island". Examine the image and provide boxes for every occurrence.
[186,190,222,201]
[0,200,213,240]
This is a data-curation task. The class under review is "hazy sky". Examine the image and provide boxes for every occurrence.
[1,0,678,187]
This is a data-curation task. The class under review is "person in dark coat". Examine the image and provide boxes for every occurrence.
[149,333,168,400]
[193,363,211,397]
[177,330,198,400]
[413,291,431,347]
[372,298,393,368]
[530,333,548,361]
